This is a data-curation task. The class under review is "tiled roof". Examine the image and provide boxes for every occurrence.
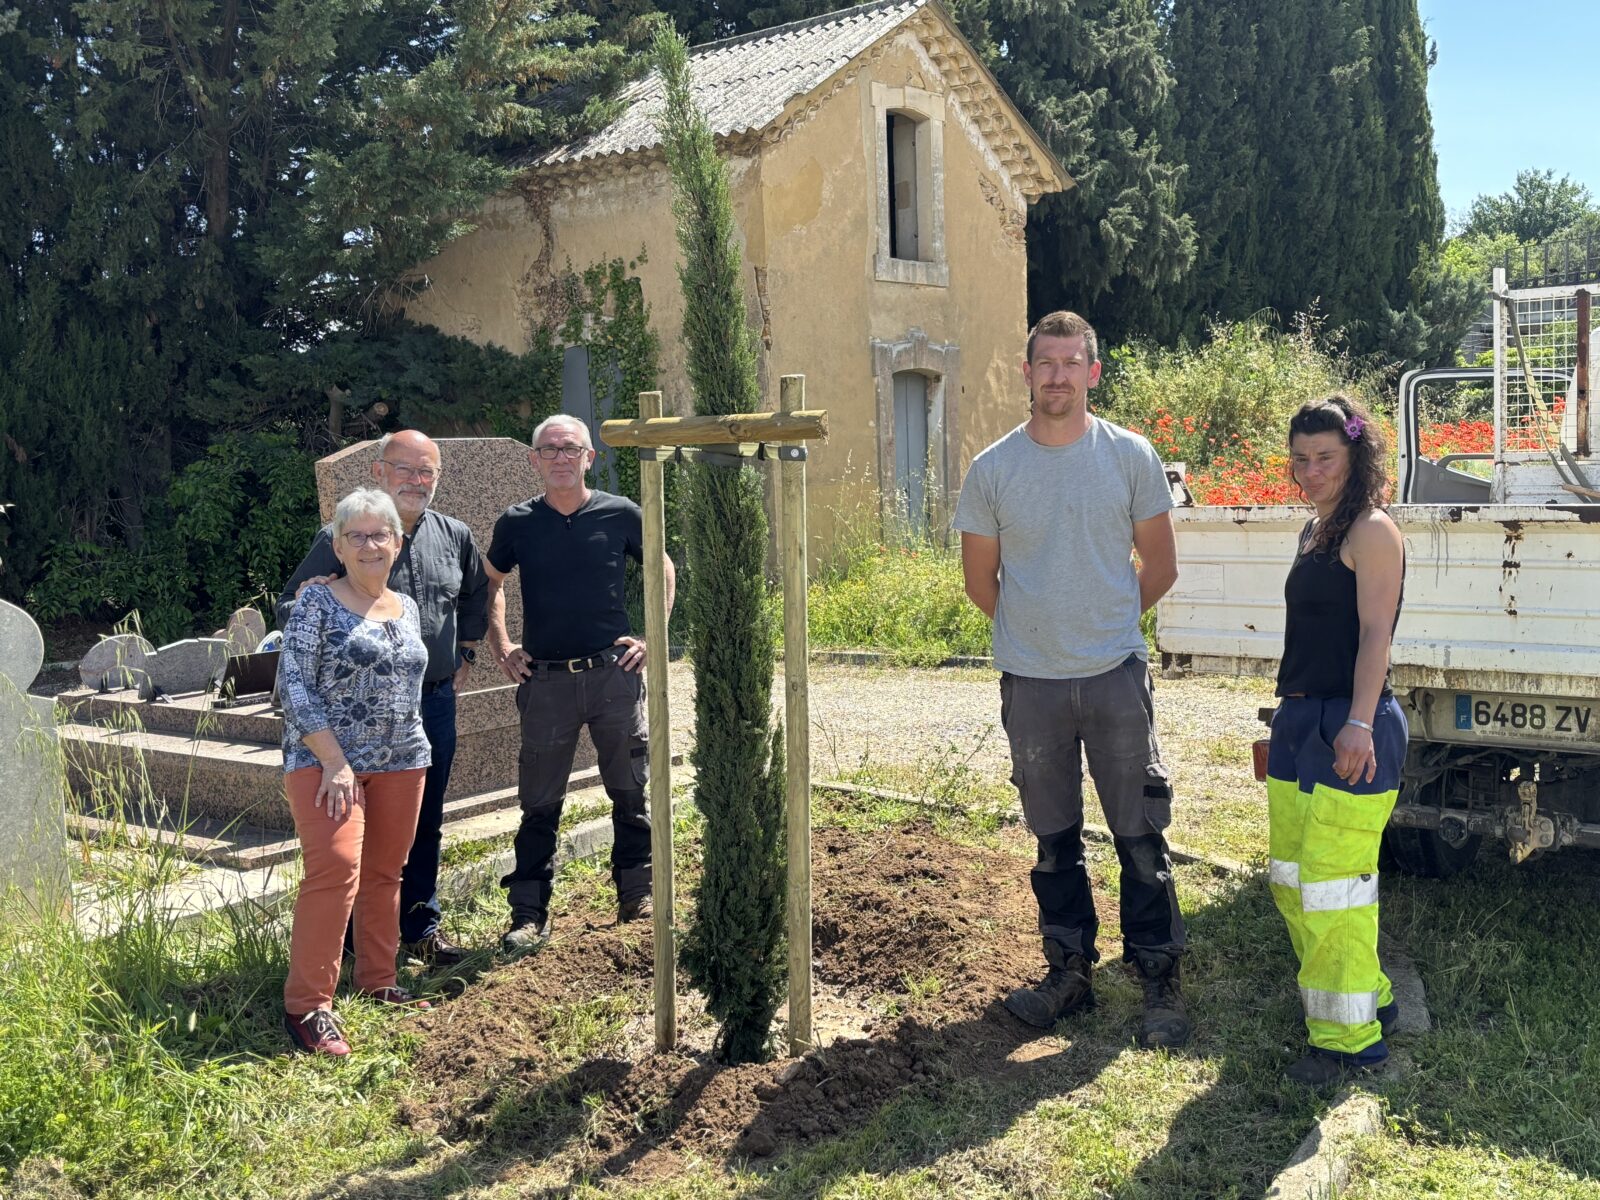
[522,0,1066,201]
[529,1,923,168]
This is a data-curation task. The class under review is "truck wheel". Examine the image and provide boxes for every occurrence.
[1380,824,1482,879]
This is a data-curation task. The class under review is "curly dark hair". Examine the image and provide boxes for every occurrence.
[1287,393,1389,552]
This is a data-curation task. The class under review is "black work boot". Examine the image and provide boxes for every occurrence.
[1004,943,1095,1029]
[501,909,551,956]
[1130,949,1190,1049]
[1287,1048,1384,1087]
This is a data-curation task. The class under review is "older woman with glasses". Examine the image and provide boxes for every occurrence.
[277,487,433,1056]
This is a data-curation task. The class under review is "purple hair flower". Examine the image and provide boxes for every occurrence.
[1344,414,1365,442]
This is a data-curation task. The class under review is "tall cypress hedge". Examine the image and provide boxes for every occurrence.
[652,25,787,1065]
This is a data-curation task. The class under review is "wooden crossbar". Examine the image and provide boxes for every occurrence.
[601,410,827,449]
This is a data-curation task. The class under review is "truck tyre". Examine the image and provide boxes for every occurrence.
[1380,824,1482,879]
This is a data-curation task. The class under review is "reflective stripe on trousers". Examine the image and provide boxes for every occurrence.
[1301,986,1379,1026]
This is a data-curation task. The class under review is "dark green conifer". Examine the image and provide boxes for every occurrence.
[1166,0,1448,361]
[652,25,787,1066]
[0,0,630,603]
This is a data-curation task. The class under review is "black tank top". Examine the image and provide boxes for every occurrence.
[1275,520,1401,699]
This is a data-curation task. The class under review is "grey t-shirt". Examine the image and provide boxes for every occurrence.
[953,418,1173,680]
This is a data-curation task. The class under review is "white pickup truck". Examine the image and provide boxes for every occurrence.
[1157,267,1599,876]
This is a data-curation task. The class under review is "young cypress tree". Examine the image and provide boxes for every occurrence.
[652,24,787,1065]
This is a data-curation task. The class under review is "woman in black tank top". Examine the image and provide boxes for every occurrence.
[1264,393,1408,1087]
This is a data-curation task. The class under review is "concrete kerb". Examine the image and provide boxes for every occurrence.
[74,809,629,940]
[803,649,994,669]
[1264,1088,1383,1199]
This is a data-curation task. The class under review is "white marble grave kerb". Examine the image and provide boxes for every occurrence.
[0,599,69,910]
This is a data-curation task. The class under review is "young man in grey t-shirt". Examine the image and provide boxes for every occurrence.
[954,310,1189,1048]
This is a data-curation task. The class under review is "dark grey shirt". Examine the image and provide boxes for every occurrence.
[276,508,489,684]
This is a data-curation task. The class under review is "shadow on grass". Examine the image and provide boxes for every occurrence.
[1130,849,1600,1198]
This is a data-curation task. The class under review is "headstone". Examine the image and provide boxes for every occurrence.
[0,599,70,910]
[313,437,552,804]
[314,437,542,649]
[147,638,231,695]
[78,633,156,691]
[223,608,267,657]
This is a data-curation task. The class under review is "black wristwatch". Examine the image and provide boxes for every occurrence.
[458,644,478,665]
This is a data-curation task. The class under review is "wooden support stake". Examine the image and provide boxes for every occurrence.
[602,410,828,449]
[638,389,677,1051]
[779,374,813,1055]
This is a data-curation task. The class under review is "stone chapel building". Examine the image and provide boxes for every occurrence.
[402,0,1068,543]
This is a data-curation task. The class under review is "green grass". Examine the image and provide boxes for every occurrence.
[797,541,993,666]
[1338,853,1600,1199]
[0,872,423,1198]
[16,712,1600,1198]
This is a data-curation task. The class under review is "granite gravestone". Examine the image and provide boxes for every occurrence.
[78,632,155,692]
[313,437,541,649]
[313,437,551,801]
[0,599,69,909]
[147,638,231,695]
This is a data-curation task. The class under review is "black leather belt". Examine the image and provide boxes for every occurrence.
[530,647,625,674]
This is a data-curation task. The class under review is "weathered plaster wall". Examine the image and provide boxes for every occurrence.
[403,155,767,423]
[402,28,1040,555]
[758,33,1033,546]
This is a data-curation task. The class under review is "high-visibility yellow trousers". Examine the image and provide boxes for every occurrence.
[1266,695,1407,1059]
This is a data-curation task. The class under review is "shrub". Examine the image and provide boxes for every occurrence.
[1099,316,1385,468]
[802,542,991,665]
[27,430,319,644]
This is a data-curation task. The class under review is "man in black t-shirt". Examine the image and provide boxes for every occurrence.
[484,414,676,953]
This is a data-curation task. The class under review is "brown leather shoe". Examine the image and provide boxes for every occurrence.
[285,1008,351,1056]
[618,894,653,923]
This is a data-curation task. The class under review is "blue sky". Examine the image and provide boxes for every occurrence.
[1417,0,1600,228]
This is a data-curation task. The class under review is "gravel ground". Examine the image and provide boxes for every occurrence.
[664,660,1277,862]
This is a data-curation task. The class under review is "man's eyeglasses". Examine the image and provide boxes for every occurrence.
[535,444,589,461]
[379,460,440,482]
[340,529,397,549]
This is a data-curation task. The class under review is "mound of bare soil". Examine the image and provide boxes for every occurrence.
[402,820,1116,1181]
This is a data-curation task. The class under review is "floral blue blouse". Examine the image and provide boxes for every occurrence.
[278,584,432,774]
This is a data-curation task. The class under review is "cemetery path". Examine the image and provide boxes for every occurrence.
[666,661,1269,780]
[665,661,1275,859]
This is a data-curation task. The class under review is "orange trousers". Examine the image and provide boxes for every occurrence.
[283,766,426,1014]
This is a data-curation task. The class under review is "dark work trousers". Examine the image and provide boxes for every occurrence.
[399,679,458,942]
[501,660,652,917]
[999,656,1186,966]
[345,678,457,954]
